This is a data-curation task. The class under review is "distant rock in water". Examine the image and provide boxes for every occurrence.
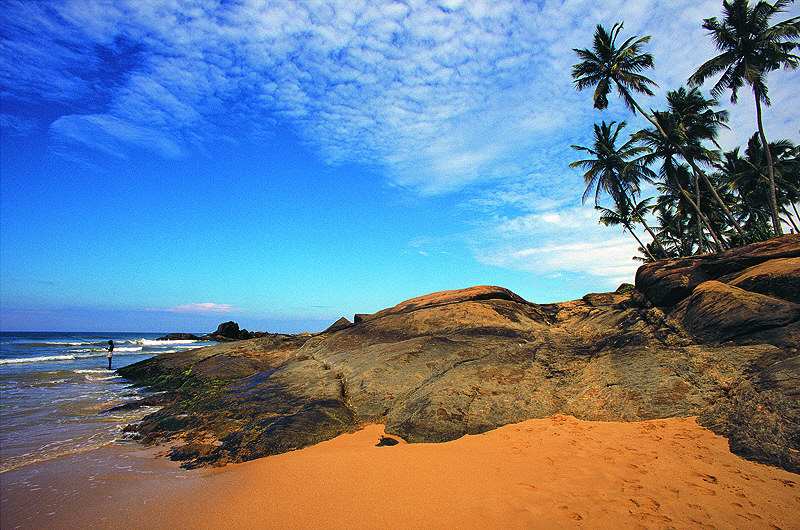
[157,333,200,341]
[120,235,799,474]
[159,321,272,342]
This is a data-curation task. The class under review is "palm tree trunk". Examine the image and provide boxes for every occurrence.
[626,224,656,261]
[755,89,783,236]
[641,220,669,258]
[785,212,799,233]
[667,169,726,252]
[626,93,745,243]
[695,174,704,253]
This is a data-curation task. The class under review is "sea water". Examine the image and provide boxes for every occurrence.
[0,332,215,473]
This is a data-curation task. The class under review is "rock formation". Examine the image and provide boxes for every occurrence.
[119,235,800,473]
[158,321,273,342]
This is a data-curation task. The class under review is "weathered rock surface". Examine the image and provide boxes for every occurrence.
[635,236,800,307]
[119,235,800,473]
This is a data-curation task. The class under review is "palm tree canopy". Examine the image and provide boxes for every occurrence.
[688,0,800,104]
[635,87,728,167]
[572,23,658,113]
[570,121,653,205]
[666,87,730,149]
[596,197,654,229]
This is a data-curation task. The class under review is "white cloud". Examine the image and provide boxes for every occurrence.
[165,302,235,314]
[471,201,644,287]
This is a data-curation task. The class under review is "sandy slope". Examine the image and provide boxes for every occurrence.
[4,415,798,529]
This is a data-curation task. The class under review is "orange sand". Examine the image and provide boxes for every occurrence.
[4,415,799,529]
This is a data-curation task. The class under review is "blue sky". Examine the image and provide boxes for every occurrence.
[2,0,798,333]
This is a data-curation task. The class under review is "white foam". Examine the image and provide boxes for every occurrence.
[138,339,199,346]
[0,355,75,365]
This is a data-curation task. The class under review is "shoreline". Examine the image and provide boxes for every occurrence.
[3,415,798,529]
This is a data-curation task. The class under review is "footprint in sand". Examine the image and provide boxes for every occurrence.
[556,505,582,520]
[662,486,680,498]
[692,472,719,485]
[737,511,763,522]
[629,512,673,524]
[687,518,716,529]
[626,463,647,475]
[684,481,717,496]
[629,496,661,511]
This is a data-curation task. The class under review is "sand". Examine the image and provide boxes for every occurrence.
[2,415,798,529]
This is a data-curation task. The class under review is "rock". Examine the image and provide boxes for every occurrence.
[672,280,800,342]
[215,321,240,339]
[324,317,352,334]
[636,234,800,307]
[158,333,200,341]
[118,237,800,473]
[721,257,800,304]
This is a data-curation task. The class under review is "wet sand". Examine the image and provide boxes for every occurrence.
[3,415,798,529]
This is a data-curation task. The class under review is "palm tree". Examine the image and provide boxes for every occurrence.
[664,87,737,235]
[596,198,658,261]
[689,0,800,236]
[572,23,658,116]
[572,23,729,251]
[570,121,667,257]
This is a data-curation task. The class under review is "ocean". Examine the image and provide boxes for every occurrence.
[0,331,215,474]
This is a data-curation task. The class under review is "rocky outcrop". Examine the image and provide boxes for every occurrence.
[159,322,274,342]
[158,333,201,341]
[635,235,800,307]
[671,280,800,342]
[119,236,800,473]
[323,317,353,334]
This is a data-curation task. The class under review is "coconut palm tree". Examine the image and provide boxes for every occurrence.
[635,111,727,252]
[570,121,667,258]
[571,23,658,116]
[689,0,800,236]
[716,134,800,238]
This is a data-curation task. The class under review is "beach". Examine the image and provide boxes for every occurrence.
[3,415,798,529]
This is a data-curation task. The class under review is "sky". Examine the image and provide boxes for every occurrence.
[1,0,799,333]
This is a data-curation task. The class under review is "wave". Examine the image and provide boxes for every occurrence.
[137,339,201,346]
[0,354,76,365]
[0,351,150,365]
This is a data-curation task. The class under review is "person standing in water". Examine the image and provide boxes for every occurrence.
[106,340,114,370]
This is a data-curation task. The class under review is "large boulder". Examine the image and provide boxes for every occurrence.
[119,238,800,473]
[672,280,800,342]
[721,256,800,304]
[636,235,800,307]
